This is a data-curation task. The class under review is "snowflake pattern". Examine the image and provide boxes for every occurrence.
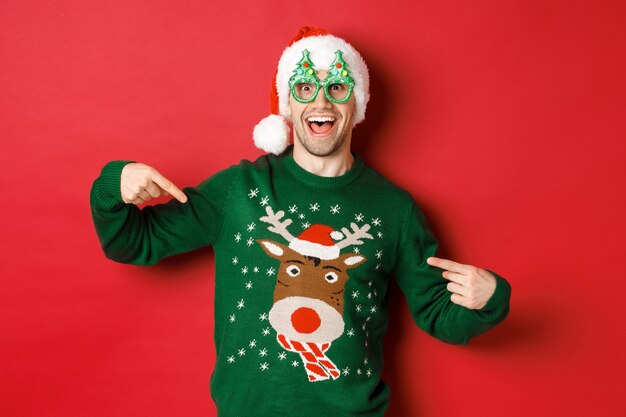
[302,222,311,229]
[355,213,364,222]
[288,205,298,214]
[309,203,320,212]
[278,352,287,360]
[237,299,245,309]
[260,196,270,206]
[330,204,341,214]
[260,362,269,371]
[246,237,254,247]
[227,355,235,363]
[232,257,238,265]
[266,267,275,276]
[245,281,253,290]
[246,222,256,232]
[241,266,248,275]
[229,314,236,323]
[248,188,259,198]
[234,233,241,242]
[372,218,381,226]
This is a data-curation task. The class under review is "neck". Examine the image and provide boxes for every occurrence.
[292,141,355,177]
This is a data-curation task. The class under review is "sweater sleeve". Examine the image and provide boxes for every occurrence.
[90,160,241,266]
[392,200,511,345]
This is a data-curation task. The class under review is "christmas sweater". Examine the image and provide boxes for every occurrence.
[90,147,511,417]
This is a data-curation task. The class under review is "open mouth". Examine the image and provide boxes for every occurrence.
[306,115,337,137]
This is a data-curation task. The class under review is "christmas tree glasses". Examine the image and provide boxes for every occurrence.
[289,49,355,104]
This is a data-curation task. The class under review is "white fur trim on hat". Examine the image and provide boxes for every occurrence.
[276,35,370,124]
[289,238,340,260]
[253,114,290,155]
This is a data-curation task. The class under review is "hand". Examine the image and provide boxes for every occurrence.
[426,257,496,310]
[120,163,188,205]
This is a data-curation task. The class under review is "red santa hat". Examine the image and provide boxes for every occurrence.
[288,224,344,260]
[253,26,370,155]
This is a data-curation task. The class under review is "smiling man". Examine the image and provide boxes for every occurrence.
[91,26,511,417]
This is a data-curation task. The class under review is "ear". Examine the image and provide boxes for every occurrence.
[339,252,367,269]
[257,239,290,260]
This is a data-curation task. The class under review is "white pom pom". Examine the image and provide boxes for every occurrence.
[253,114,290,155]
[330,231,344,240]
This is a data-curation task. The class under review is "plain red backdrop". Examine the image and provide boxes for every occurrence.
[1,1,624,416]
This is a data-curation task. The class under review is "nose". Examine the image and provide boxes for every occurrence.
[312,87,332,108]
[291,307,321,334]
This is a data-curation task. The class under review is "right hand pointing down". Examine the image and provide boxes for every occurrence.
[120,163,188,205]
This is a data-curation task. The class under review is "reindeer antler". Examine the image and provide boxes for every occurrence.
[335,223,374,249]
[259,206,295,242]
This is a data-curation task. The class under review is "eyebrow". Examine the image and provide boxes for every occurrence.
[322,265,342,272]
[286,260,305,264]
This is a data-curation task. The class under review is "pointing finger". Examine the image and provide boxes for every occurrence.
[427,257,469,274]
[151,170,187,203]
[441,271,468,285]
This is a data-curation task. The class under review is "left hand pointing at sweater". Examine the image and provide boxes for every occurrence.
[427,257,497,310]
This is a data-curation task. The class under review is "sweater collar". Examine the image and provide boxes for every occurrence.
[280,145,364,189]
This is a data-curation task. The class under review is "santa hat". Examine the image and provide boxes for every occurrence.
[288,224,344,260]
[253,26,370,155]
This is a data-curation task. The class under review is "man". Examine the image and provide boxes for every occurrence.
[91,27,511,417]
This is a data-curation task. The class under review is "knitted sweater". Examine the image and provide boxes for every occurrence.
[90,147,511,417]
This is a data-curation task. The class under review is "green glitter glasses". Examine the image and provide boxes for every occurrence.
[289,49,355,104]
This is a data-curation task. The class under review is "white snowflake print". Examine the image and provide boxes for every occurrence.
[238,348,246,356]
[375,263,381,271]
[357,369,362,375]
[259,312,269,321]
[356,304,362,313]
[262,327,271,336]
[377,231,383,238]
[355,213,364,222]
[367,292,372,299]
[246,222,256,232]
[266,267,275,276]
[330,204,341,214]
[309,203,320,212]
[260,196,269,206]
[366,369,373,377]
[302,222,311,229]
[353,247,360,254]
[366,316,371,322]
[246,237,254,247]
[375,250,383,259]
[229,314,236,323]
[234,233,241,242]
[232,257,239,265]
[227,355,235,364]
[237,299,245,309]
[372,218,382,226]
[373,289,378,297]
[351,291,359,299]
[248,188,259,198]
[298,213,306,220]
[259,348,268,357]
[292,361,299,367]
[278,352,287,360]
[260,362,269,371]
[347,328,355,337]
[368,280,373,287]
[370,306,378,314]
[288,205,298,214]
[364,357,369,365]
[249,339,257,348]
[362,323,367,331]
[342,367,350,376]
[253,266,259,273]
[245,281,253,290]
[241,266,248,275]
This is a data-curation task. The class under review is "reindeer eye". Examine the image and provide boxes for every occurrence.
[324,272,339,283]
[286,265,300,277]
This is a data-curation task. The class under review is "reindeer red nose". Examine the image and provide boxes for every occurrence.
[291,307,321,334]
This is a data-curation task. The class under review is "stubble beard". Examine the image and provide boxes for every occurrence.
[292,118,349,158]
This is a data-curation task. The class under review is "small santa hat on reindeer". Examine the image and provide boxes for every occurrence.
[253,26,370,155]
[288,224,344,260]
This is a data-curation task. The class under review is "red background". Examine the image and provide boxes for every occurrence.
[1,1,624,416]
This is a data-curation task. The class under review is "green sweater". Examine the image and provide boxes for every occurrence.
[90,147,511,417]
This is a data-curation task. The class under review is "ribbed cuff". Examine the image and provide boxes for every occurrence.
[476,270,511,320]
[92,160,134,210]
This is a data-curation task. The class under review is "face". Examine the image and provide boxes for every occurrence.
[288,70,357,158]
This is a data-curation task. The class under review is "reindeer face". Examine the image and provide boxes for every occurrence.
[259,239,366,343]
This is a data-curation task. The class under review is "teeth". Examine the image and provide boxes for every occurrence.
[307,116,336,123]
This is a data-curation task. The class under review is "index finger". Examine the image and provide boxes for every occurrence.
[151,170,188,203]
[426,257,469,273]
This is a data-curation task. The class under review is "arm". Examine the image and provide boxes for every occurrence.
[393,201,511,345]
[90,160,240,265]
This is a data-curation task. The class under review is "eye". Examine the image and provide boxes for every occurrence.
[330,84,342,91]
[324,271,338,283]
[286,265,300,277]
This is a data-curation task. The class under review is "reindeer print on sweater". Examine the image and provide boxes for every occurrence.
[224,195,387,383]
